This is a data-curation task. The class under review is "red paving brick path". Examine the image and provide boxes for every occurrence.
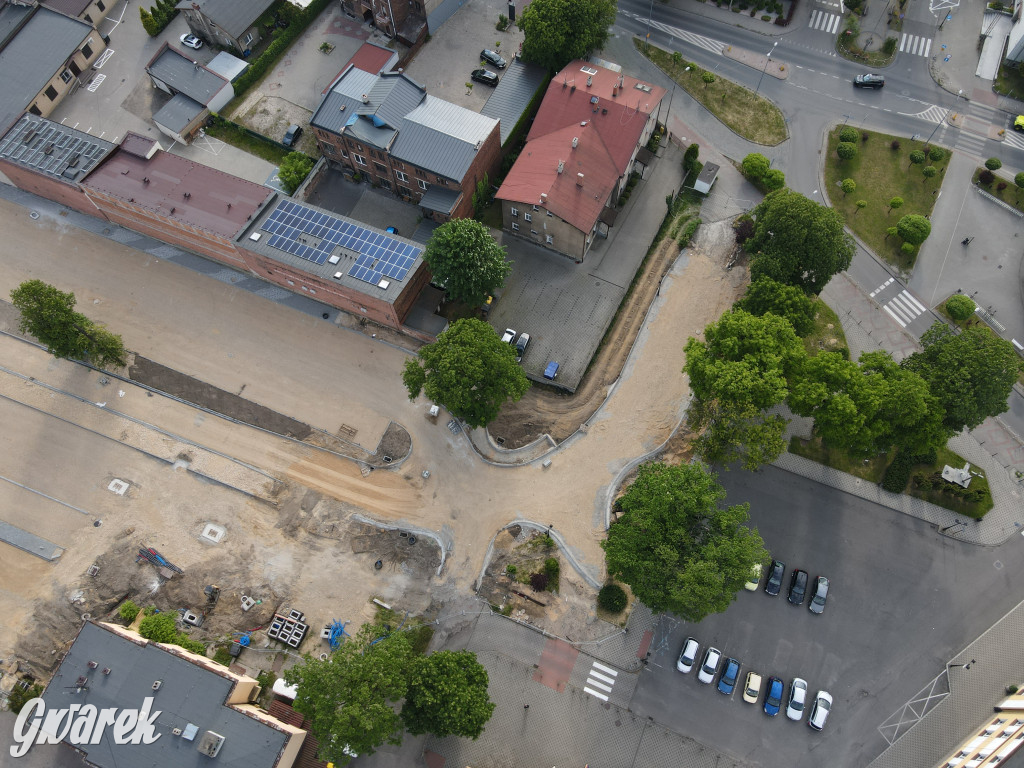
[636,629,654,660]
[533,636,579,693]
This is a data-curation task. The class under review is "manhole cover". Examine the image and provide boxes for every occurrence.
[29,211,39,220]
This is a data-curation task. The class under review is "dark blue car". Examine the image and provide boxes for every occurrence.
[764,676,784,716]
[717,657,740,695]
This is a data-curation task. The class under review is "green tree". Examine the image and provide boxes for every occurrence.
[287,623,414,764]
[402,651,495,739]
[672,51,683,66]
[945,294,975,324]
[887,196,904,215]
[138,613,179,643]
[841,178,856,196]
[985,157,1002,171]
[922,165,937,183]
[741,152,770,180]
[701,71,715,89]
[683,143,701,174]
[1014,172,1024,200]
[278,152,314,194]
[472,172,491,216]
[836,142,857,160]
[422,219,511,306]
[11,280,127,368]
[896,214,931,245]
[762,168,785,191]
[519,0,617,72]
[602,463,769,621]
[139,6,158,35]
[403,318,528,428]
[902,322,1023,433]
[839,126,859,143]
[119,600,141,624]
[744,189,855,294]
[908,149,926,169]
[855,199,868,214]
[6,683,44,715]
[734,277,816,336]
[928,146,945,162]
[688,398,789,470]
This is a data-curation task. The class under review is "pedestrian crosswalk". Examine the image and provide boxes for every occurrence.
[648,18,726,55]
[899,33,932,57]
[882,290,928,328]
[584,660,619,701]
[868,277,895,298]
[1004,129,1024,151]
[904,105,949,124]
[809,9,842,34]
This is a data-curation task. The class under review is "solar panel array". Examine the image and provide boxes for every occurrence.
[260,200,421,285]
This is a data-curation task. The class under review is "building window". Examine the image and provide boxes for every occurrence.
[395,170,408,182]
[356,143,364,151]
[243,32,254,45]
[44,85,59,101]
[510,207,518,217]
[436,175,445,185]
[415,168,425,178]
[354,154,366,166]
[524,212,532,222]
[97,0,105,10]
[530,229,538,235]
[29,104,42,116]
[322,143,335,156]
[547,210,553,217]
[82,41,94,59]
[417,179,428,190]
[60,70,73,84]
[546,235,554,244]
[511,222,520,231]
[374,162,387,175]
[399,186,412,197]
[340,147,348,158]
[532,204,539,211]
[84,13,92,23]
[380,179,392,190]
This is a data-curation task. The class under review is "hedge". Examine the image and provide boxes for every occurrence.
[881,448,938,493]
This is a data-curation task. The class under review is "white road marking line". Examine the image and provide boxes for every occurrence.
[592,661,619,676]
[584,687,610,701]
[884,306,907,327]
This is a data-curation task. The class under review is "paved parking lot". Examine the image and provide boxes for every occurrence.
[630,465,1024,768]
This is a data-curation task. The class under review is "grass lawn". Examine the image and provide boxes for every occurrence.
[204,120,296,165]
[476,201,503,230]
[971,167,1024,215]
[636,40,788,146]
[788,436,892,482]
[994,61,1024,99]
[803,298,849,358]
[824,127,951,273]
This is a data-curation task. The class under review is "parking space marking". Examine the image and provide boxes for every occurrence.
[93,49,115,69]
[585,660,618,701]
[86,74,106,93]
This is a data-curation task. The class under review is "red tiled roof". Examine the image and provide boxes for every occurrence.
[346,41,396,75]
[267,699,328,768]
[81,135,272,239]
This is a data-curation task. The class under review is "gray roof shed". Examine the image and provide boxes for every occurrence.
[146,45,230,106]
[153,93,205,133]
[481,58,549,145]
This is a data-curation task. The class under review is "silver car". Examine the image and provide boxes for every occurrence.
[808,690,833,730]
[697,647,721,684]
[786,678,808,721]
[676,637,699,673]
[809,576,829,614]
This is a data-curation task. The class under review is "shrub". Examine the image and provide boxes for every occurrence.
[883,36,897,55]
[6,683,44,715]
[530,572,549,591]
[762,168,785,191]
[929,146,945,161]
[901,242,916,255]
[505,564,517,576]
[139,7,158,35]
[679,218,701,246]
[119,600,141,624]
[862,131,870,142]
[946,293,976,323]
[496,13,509,30]
[979,169,995,185]
[543,557,560,590]
[897,213,931,244]
[741,152,770,180]
[909,150,926,167]
[985,157,1002,171]
[841,178,856,196]
[278,152,314,195]
[734,215,755,244]
[890,140,901,150]
[839,126,859,143]
[882,449,937,493]
[213,646,233,666]
[598,584,628,613]
[836,142,857,160]
[683,143,701,174]
[997,181,1008,191]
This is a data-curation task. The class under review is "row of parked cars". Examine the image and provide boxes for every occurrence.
[752,559,829,614]
[676,638,833,729]
[500,328,530,362]
[471,48,507,87]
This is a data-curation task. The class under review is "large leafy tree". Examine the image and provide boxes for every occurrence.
[602,463,769,621]
[684,309,805,469]
[403,318,528,428]
[402,650,495,739]
[287,623,414,764]
[11,280,127,368]
[278,152,314,194]
[519,0,617,72]
[422,219,512,307]
[744,189,854,294]
[734,277,817,336]
[902,322,1022,433]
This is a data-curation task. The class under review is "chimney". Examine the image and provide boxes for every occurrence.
[586,75,593,87]
[540,193,548,203]
[571,137,578,149]
[557,160,564,174]
[361,94,369,103]
[576,173,584,187]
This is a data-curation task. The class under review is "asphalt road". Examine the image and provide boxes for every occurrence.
[629,464,1024,768]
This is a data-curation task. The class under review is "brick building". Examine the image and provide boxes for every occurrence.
[310,67,500,222]
[495,60,665,262]
[340,0,426,45]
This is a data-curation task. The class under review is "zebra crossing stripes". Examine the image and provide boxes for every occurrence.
[1003,129,1024,151]
[882,290,928,328]
[584,660,619,701]
[899,33,932,57]
[647,18,726,54]
[869,277,895,297]
[809,9,842,33]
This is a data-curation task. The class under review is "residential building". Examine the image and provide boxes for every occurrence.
[340,0,426,45]
[39,621,308,768]
[937,690,1024,767]
[1006,3,1024,61]
[0,3,108,133]
[310,68,501,222]
[176,0,276,55]
[145,42,234,144]
[495,60,666,262]
[41,0,110,26]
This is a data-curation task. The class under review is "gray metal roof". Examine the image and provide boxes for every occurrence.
[0,114,115,183]
[392,96,498,180]
[310,66,380,135]
[40,622,290,768]
[0,2,33,46]
[0,6,93,134]
[356,73,425,131]
[174,0,275,39]
[418,185,462,214]
[146,45,229,106]
[481,58,549,145]
[206,51,249,83]
[153,93,205,133]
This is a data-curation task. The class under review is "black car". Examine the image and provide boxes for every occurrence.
[283,124,303,147]
[788,569,809,605]
[764,559,785,596]
[471,69,499,86]
[853,73,885,89]
[480,48,507,68]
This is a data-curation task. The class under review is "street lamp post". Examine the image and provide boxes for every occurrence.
[756,42,778,95]
[645,0,655,49]
[949,659,975,670]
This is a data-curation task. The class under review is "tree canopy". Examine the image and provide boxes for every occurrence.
[11,280,127,368]
[602,463,768,621]
[519,0,617,72]
[422,219,511,307]
[896,214,931,245]
[279,152,314,194]
[744,189,854,294]
[401,650,495,739]
[734,277,816,336]
[402,318,528,428]
[902,322,1022,433]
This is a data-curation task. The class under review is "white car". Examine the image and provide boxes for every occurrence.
[808,690,833,730]
[500,328,516,344]
[179,33,203,50]
[786,678,808,721]
[676,637,699,673]
[697,647,721,684]
[744,562,762,591]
